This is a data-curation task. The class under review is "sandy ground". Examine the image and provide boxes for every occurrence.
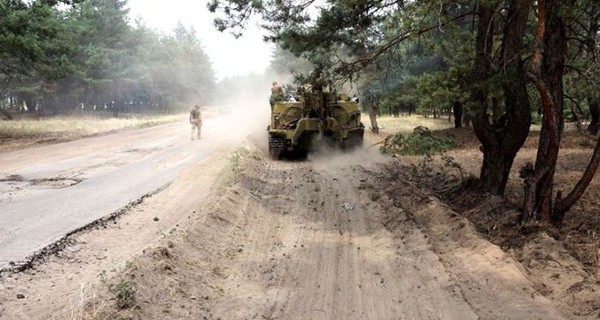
[0,117,599,319]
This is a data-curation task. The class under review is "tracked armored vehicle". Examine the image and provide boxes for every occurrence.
[267,87,364,159]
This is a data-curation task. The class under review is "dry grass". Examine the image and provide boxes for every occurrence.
[416,125,600,275]
[0,114,182,138]
[0,113,185,151]
[364,114,454,148]
[65,283,112,320]
[367,118,600,275]
[374,114,454,134]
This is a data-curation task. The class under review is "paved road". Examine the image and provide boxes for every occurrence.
[0,120,216,270]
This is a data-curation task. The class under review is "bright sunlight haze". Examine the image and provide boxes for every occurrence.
[127,0,273,80]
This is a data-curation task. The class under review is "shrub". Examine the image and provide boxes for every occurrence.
[380,126,456,156]
[108,279,136,310]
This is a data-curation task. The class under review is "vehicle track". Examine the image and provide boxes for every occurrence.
[202,152,479,319]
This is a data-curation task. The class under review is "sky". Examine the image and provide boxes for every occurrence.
[126,0,274,80]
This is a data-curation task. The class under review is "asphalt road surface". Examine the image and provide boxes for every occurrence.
[0,120,215,270]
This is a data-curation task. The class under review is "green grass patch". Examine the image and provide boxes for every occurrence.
[108,279,136,310]
[381,126,457,156]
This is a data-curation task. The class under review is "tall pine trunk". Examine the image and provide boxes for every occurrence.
[522,1,600,226]
[453,101,463,128]
[523,0,566,223]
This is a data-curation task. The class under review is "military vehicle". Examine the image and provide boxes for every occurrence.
[267,86,364,159]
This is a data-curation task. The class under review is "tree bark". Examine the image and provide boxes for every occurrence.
[479,142,519,194]
[523,0,600,226]
[471,0,532,196]
[491,97,501,125]
[453,100,463,128]
[553,136,600,225]
[523,0,566,223]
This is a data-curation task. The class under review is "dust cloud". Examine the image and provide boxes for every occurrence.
[199,72,293,151]
[201,74,381,170]
[200,79,271,149]
[309,142,386,173]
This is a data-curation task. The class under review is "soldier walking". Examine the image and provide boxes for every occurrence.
[189,105,202,140]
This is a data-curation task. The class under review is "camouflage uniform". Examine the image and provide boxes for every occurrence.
[189,106,202,140]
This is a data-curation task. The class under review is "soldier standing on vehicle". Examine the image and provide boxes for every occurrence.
[189,105,202,140]
[270,81,285,108]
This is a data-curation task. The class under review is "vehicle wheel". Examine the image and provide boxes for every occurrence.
[348,132,364,149]
[352,136,364,149]
[268,135,285,160]
[269,146,283,159]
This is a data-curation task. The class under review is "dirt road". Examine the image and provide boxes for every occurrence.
[200,152,482,319]
[127,147,564,320]
[0,121,594,319]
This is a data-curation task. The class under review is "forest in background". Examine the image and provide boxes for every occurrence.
[0,0,216,118]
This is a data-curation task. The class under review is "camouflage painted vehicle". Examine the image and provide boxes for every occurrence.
[267,88,364,159]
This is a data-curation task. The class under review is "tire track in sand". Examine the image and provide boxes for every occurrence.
[206,152,477,320]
